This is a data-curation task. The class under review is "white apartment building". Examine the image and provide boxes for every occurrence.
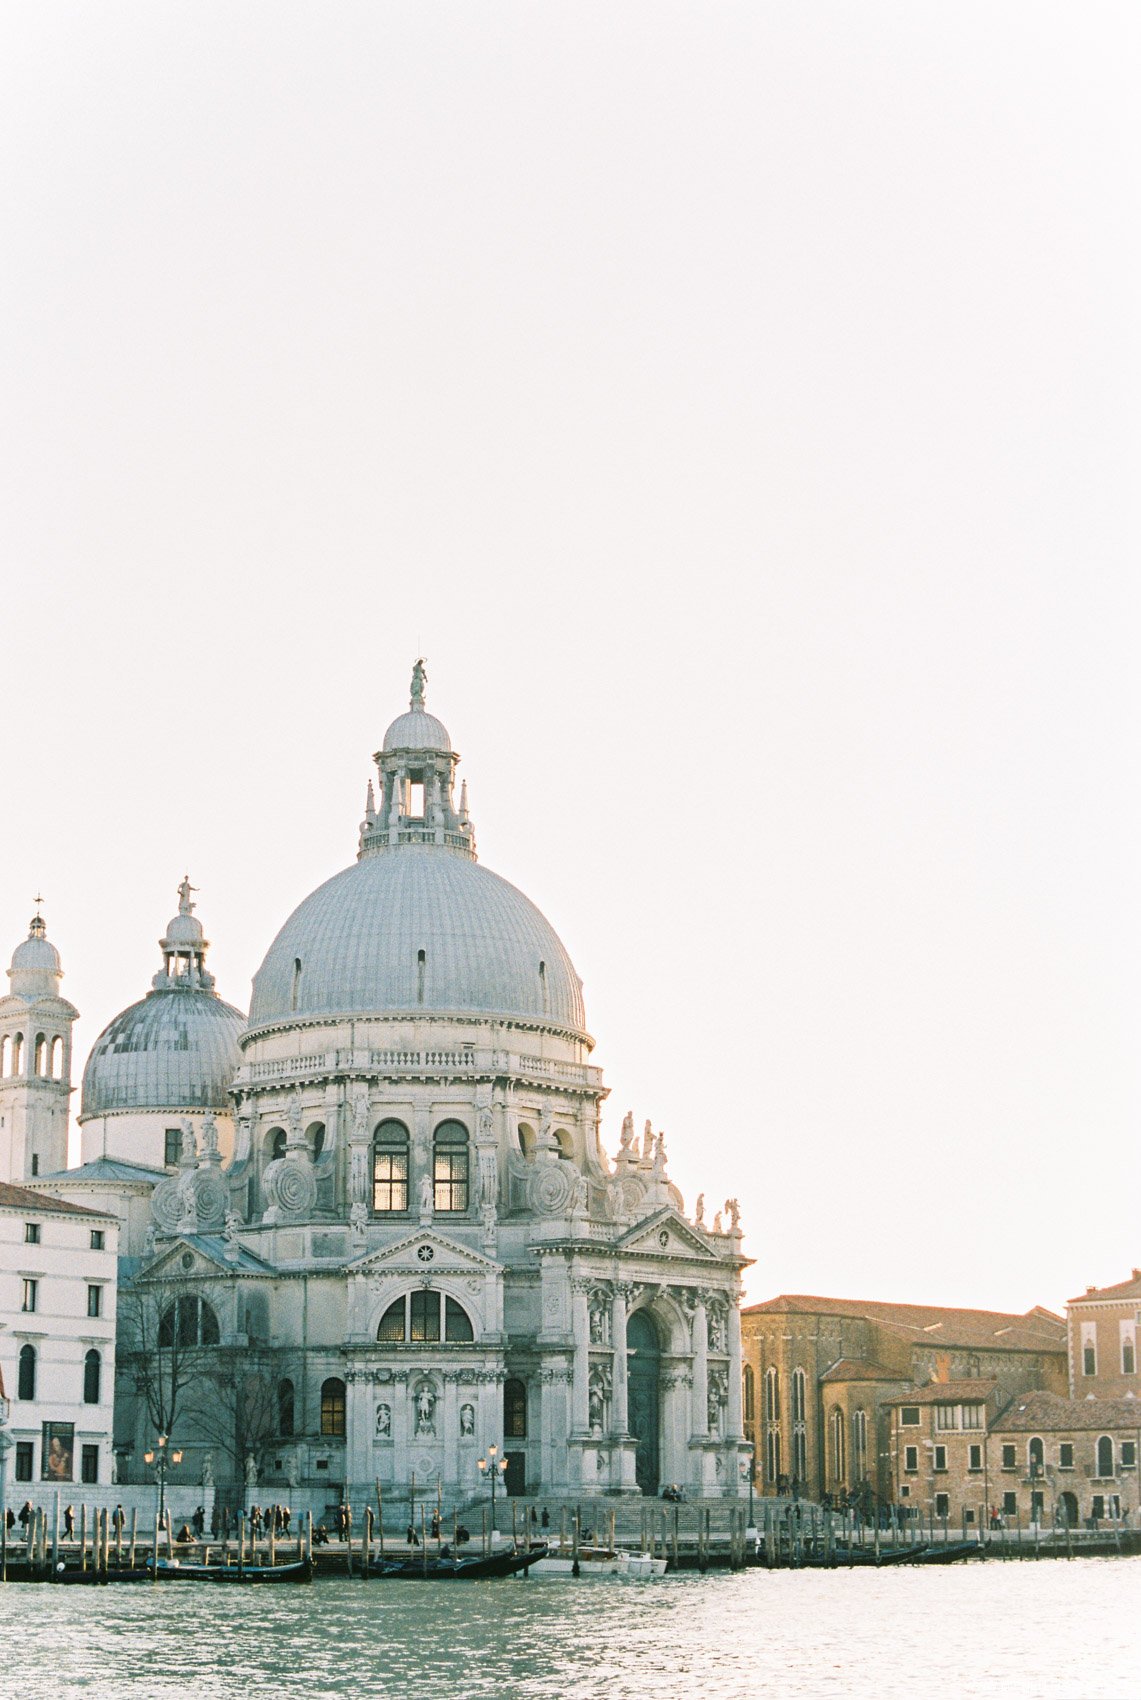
[0,1181,118,1493]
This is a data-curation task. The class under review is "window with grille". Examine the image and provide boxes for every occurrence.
[320,1378,346,1437]
[504,1379,528,1438]
[433,1122,469,1212]
[373,1121,409,1213]
[411,1289,441,1342]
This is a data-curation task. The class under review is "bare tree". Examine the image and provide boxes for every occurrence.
[187,1350,284,1486]
[117,1274,222,1443]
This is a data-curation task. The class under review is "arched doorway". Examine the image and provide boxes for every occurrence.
[626,1309,661,1496]
[1058,1491,1078,1529]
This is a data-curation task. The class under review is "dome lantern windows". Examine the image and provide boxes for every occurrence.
[373,1121,410,1214]
[433,1121,469,1213]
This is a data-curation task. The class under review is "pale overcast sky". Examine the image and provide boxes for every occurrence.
[2,3,1138,1312]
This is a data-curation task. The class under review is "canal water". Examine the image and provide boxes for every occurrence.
[0,1560,1137,1699]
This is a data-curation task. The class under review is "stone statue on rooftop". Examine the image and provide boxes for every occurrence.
[177,875,197,915]
[411,658,427,707]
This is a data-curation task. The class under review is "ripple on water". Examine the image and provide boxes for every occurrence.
[0,1559,1138,1700]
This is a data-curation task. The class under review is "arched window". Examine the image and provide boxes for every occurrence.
[278,1378,295,1437]
[792,1367,806,1423]
[12,1033,23,1075]
[792,1426,807,1479]
[267,1128,287,1162]
[17,1343,35,1401]
[373,1121,409,1213]
[445,1297,474,1342]
[1028,1436,1044,1474]
[83,1348,101,1405]
[309,1123,325,1162]
[158,1296,220,1348]
[853,1409,868,1480]
[831,1408,845,1482]
[504,1378,528,1438]
[50,1035,63,1079]
[0,1034,9,1075]
[1097,1435,1114,1478]
[516,1124,536,1161]
[321,1377,346,1437]
[743,1364,755,1424]
[377,1292,475,1344]
[433,1121,469,1212]
[378,1297,406,1342]
[764,1367,779,1422]
[33,1033,46,1075]
[766,1427,781,1484]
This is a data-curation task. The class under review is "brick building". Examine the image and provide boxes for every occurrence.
[1067,1270,1140,1398]
[741,1294,1067,1504]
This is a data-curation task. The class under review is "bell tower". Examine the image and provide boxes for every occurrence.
[0,904,78,1182]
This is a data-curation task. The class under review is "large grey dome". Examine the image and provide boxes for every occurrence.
[81,987,246,1119]
[248,845,586,1033]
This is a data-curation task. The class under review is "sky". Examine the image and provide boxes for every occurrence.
[2,3,1138,1314]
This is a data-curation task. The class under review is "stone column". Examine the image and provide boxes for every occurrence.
[726,1301,744,1441]
[571,1281,591,1434]
[392,1371,411,1494]
[691,1296,709,1438]
[442,1372,460,1491]
[611,1285,630,1435]
[345,1369,371,1498]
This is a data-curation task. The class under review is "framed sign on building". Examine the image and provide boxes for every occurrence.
[42,1422,74,1482]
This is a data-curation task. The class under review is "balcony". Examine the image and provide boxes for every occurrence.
[237,1047,604,1091]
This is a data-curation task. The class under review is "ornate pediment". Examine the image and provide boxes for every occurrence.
[132,1234,275,1283]
[614,1207,720,1262]
[345,1228,502,1281]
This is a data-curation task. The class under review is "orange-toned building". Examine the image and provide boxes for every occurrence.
[741,1294,1067,1505]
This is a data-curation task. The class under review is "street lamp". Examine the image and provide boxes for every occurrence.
[477,1442,508,1532]
[142,1434,183,1530]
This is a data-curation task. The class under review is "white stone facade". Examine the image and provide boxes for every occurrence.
[12,666,751,1508]
[0,1184,118,1496]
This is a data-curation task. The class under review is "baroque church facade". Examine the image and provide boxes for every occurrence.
[5,666,750,1507]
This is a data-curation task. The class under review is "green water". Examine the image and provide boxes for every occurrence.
[0,1561,1137,1699]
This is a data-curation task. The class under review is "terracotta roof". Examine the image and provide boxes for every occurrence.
[0,1181,111,1219]
[742,1294,1065,1352]
[1067,1271,1141,1304]
[884,1380,998,1406]
[820,1358,909,1385]
[992,1390,1141,1433]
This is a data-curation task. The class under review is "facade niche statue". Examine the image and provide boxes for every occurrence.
[375,1402,392,1438]
[415,1386,436,1436]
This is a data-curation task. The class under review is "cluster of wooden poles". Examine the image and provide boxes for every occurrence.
[0,1501,317,1582]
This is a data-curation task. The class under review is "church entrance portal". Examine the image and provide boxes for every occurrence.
[627,1308,662,1495]
[504,1451,526,1497]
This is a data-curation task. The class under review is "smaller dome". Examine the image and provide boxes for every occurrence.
[163,912,204,947]
[7,914,63,1000]
[81,989,245,1120]
[12,933,61,975]
[382,707,452,754]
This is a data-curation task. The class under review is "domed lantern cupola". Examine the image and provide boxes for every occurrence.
[359,659,476,861]
[154,875,216,990]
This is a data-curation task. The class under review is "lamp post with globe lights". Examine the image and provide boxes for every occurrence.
[143,1434,183,1532]
[477,1442,508,1535]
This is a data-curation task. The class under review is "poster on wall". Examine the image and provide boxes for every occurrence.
[41,1422,74,1482]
